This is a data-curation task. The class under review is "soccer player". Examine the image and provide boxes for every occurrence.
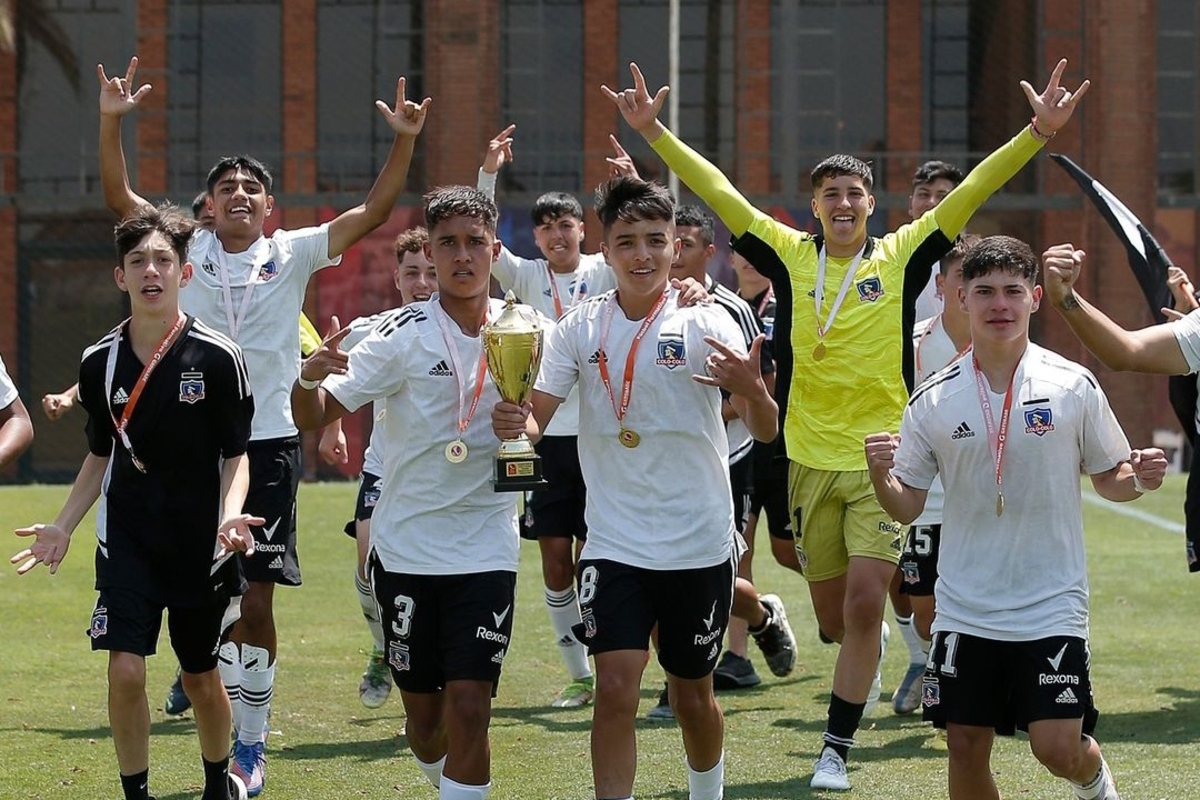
[0,350,33,468]
[866,234,1166,800]
[891,233,977,717]
[11,204,260,800]
[909,161,966,320]
[475,125,613,707]
[604,59,1088,790]
[96,55,429,795]
[492,176,777,800]
[671,204,794,691]
[331,226,436,709]
[292,186,518,800]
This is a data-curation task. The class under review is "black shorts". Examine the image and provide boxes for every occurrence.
[749,455,793,541]
[369,558,517,694]
[88,586,226,674]
[573,555,735,680]
[242,437,301,585]
[522,435,587,542]
[899,524,941,597]
[922,631,1099,736]
[343,471,383,538]
[730,456,752,534]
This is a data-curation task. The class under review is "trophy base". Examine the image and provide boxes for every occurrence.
[493,453,549,492]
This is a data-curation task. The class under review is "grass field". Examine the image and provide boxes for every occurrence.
[1,478,1198,800]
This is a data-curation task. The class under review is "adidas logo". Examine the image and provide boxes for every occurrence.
[491,648,507,664]
[587,350,606,364]
[950,422,975,440]
[112,387,130,405]
[1055,687,1078,704]
[428,360,453,376]
[268,555,284,570]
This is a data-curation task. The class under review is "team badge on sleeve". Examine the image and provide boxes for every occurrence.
[1023,408,1055,436]
[180,372,206,404]
[856,276,884,302]
[656,338,687,369]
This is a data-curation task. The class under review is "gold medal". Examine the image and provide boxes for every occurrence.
[445,440,468,463]
[618,428,641,448]
[996,492,1004,517]
[813,342,827,361]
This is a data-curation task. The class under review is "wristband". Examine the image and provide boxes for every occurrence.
[1131,471,1157,494]
[1029,116,1056,142]
[297,375,321,391]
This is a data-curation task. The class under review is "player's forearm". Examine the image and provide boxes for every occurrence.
[53,453,107,536]
[730,388,778,443]
[870,473,926,525]
[98,115,146,218]
[327,134,416,258]
[0,400,33,470]
[1055,290,1190,374]
[220,454,251,519]
[933,127,1044,239]
[1091,463,1144,503]
[291,384,348,430]
[648,129,757,237]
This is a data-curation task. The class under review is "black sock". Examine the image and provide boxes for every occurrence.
[747,602,772,635]
[200,756,230,800]
[822,692,865,761]
[120,769,150,800]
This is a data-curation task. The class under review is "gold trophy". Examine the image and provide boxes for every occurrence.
[484,292,548,492]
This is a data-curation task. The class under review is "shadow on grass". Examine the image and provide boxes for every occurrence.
[1097,685,1200,745]
[274,733,407,763]
[13,717,198,741]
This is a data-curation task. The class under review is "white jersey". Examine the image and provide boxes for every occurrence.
[0,352,16,409]
[1168,311,1200,433]
[706,275,768,464]
[537,288,742,570]
[341,311,403,477]
[323,296,519,575]
[914,261,942,321]
[183,225,341,441]
[893,343,1130,641]
[909,315,964,526]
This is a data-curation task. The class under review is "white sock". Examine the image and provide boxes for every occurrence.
[237,646,274,745]
[1071,759,1109,800]
[895,614,928,663]
[415,754,446,788]
[687,752,724,800]
[545,586,591,681]
[439,775,491,800]
[356,571,386,652]
[217,641,243,731]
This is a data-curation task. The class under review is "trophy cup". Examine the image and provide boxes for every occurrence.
[484,292,549,492]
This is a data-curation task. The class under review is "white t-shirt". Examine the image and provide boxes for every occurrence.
[492,248,615,437]
[340,311,403,477]
[1168,311,1200,433]
[893,343,1130,641]
[323,297,519,575]
[909,315,965,526]
[536,288,743,570]
[914,261,942,321]
[182,226,341,441]
[0,352,16,409]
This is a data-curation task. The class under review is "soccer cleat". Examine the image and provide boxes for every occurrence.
[230,740,266,797]
[551,676,595,708]
[893,660,926,715]
[164,669,191,716]
[227,772,248,800]
[810,746,851,791]
[358,648,393,709]
[751,594,798,677]
[863,621,890,715]
[712,651,762,690]
[645,684,675,721]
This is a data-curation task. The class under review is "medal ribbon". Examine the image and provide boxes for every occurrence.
[813,243,866,343]
[217,248,259,339]
[598,289,670,427]
[547,266,585,320]
[105,313,188,471]
[433,300,490,439]
[972,355,1017,506]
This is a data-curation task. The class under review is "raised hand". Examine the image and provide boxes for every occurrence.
[376,77,432,137]
[606,134,640,179]
[483,124,516,175]
[1041,243,1086,309]
[11,523,71,575]
[601,62,669,137]
[1020,58,1090,137]
[97,56,152,117]
[693,335,765,398]
[301,315,352,384]
[864,432,901,480]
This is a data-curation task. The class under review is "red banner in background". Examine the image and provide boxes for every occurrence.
[310,206,424,478]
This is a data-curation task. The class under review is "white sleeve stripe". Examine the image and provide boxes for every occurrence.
[712,286,760,346]
[188,329,252,398]
[81,330,120,362]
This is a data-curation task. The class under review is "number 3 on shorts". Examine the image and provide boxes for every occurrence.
[392,594,415,638]
[578,565,599,605]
